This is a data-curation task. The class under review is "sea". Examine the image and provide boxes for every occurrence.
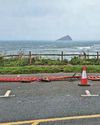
[0,40,100,59]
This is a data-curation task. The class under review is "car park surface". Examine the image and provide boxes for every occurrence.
[0,73,100,125]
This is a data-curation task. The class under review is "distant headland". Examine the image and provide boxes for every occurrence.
[57,35,72,41]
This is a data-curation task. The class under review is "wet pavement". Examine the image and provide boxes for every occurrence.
[0,73,100,124]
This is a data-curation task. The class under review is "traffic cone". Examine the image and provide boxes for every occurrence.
[78,66,90,86]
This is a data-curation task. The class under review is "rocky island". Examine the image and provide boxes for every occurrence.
[57,35,72,41]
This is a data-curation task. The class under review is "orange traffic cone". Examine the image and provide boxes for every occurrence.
[78,66,90,86]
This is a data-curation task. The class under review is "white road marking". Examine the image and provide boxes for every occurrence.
[85,90,91,96]
[81,90,99,97]
[81,95,99,97]
[0,90,15,98]
[4,90,11,97]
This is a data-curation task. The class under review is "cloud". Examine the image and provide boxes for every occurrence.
[0,0,100,40]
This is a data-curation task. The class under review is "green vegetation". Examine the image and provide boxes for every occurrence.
[1,57,68,66]
[70,57,100,65]
[0,56,100,74]
[0,56,100,66]
[0,65,100,74]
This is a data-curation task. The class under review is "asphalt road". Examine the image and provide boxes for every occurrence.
[0,73,100,124]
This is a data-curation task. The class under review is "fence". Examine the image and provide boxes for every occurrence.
[2,51,100,65]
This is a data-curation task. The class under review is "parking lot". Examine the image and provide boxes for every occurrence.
[0,73,100,125]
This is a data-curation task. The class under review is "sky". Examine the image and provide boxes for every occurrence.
[0,0,100,40]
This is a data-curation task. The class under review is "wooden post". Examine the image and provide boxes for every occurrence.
[61,51,63,61]
[87,50,89,59]
[83,52,86,59]
[97,52,99,60]
[29,51,32,65]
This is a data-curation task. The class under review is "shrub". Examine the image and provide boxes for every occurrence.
[70,57,81,65]
[34,59,68,65]
[0,55,4,66]
[4,57,29,66]
[70,57,100,65]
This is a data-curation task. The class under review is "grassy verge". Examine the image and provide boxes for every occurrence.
[0,65,100,74]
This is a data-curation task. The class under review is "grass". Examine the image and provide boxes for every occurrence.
[0,56,100,74]
[0,65,100,74]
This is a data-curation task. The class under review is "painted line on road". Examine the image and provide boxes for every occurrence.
[0,90,15,98]
[1,114,100,125]
[81,90,99,97]
[81,95,99,97]
[31,121,39,125]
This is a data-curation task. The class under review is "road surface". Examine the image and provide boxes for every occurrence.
[0,73,100,124]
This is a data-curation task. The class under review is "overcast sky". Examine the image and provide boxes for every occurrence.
[0,0,100,40]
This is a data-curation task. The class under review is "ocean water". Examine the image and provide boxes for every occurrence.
[0,40,100,57]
